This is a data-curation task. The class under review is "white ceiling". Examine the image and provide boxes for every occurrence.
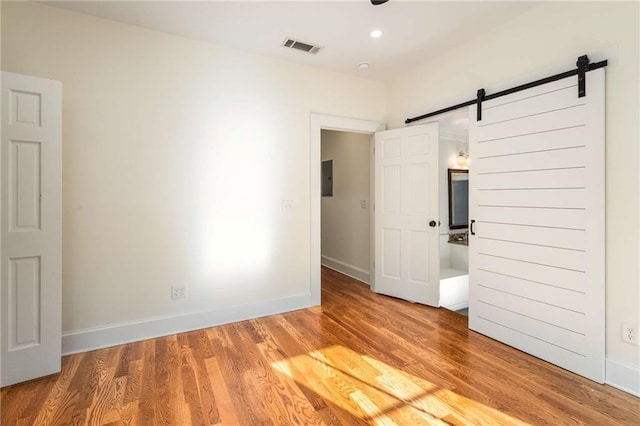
[45,0,538,82]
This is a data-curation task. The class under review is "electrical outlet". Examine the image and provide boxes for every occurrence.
[622,322,638,345]
[171,284,186,300]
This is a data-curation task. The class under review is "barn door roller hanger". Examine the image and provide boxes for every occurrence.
[405,55,607,124]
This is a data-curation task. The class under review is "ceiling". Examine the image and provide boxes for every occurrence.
[46,0,538,82]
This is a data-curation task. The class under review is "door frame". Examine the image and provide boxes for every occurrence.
[310,113,385,305]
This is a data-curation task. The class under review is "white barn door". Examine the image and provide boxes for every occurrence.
[468,69,605,382]
[1,71,62,386]
[374,123,440,306]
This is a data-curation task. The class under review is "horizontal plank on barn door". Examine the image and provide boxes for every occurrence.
[476,238,585,273]
[475,285,586,347]
[478,254,587,294]
[477,187,586,209]
[481,83,582,125]
[474,205,586,230]
[476,167,587,191]
[475,279,586,330]
[474,146,587,175]
[475,124,585,158]
[475,269,586,313]
[474,301,587,358]
[474,106,586,142]
[478,222,586,251]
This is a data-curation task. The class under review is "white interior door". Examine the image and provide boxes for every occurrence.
[374,123,440,306]
[468,69,605,382]
[1,71,62,386]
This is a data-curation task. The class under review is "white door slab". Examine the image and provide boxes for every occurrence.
[468,69,605,383]
[374,123,440,306]
[1,71,62,386]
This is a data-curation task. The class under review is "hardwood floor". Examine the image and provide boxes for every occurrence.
[2,267,639,425]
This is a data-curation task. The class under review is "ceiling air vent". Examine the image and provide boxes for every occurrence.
[282,38,322,55]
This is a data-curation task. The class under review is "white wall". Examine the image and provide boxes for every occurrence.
[320,130,371,283]
[1,2,386,348]
[387,1,640,390]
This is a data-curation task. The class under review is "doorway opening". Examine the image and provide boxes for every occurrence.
[431,109,470,315]
[320,130,374,286]
[310,114,384,306]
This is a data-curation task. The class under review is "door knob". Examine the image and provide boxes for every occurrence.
[429,220,437,227]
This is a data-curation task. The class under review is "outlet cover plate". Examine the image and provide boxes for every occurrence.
[172,284,186,300]
[622,322,638,345]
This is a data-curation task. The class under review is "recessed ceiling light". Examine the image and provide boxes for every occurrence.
[358,62,370,69]
[370,29,382,38]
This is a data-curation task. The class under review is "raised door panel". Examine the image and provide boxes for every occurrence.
[9,141,42,232]
[9,257,41,350]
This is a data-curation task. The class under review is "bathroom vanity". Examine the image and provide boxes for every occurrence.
[439,231,469,311]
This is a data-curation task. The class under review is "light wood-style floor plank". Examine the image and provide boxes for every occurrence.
[2,267,639,425]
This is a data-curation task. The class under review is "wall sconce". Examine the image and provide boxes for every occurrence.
[456,151,469,167]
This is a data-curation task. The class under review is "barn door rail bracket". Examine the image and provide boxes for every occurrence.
[577,55,590,98]
[405,55,607,125]
[476,89,485,121]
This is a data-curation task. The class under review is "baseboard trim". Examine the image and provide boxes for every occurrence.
[605,357,640,397]
[321,255,370,285]
[443,301,468,311]
[62,293,311,356]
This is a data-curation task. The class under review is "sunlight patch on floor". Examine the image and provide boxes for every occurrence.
[271,345,530,425]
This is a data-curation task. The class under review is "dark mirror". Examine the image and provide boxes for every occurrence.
[448,169,469,229]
